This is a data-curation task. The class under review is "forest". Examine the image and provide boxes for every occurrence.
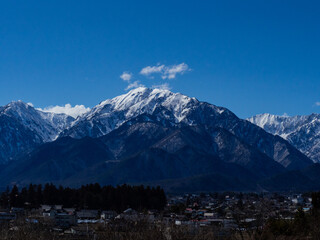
[0,183,166,212]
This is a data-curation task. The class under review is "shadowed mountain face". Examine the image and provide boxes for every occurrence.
[61,88,312,170]
[0,88,315,192]
[259,163,320,192]
[0,137,113,185]
[0,116,305,192]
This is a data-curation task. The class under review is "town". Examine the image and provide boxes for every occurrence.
[0,188,317,239]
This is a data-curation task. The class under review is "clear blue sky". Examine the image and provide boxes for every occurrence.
[0,0,319,118]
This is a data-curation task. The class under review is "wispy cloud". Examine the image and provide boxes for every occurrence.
[140,65,165,77]
[121,63,190,91]
[120,71,145,91]
[316,102,320,106]
[120,72,132,82]
[163,63,190,79]
[125,81,145,91]
[140,63,191,79]
[39,104,90,118]
[152,83,171,90]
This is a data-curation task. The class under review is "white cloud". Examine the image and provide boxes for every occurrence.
[316,102,320,106]
[125,81,145,91]
[121,63,190,91]
[140,65,165,76]
[120,72,132,82]
[163,63,190,79]
[39,104,90,118]
[119,71,142,91]
[140,63,190,79]
[152,83,171,90]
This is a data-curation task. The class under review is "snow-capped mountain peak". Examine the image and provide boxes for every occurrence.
[0,100,75,163]
[91,87,198,119]
[64,87,201,138]
[1,100,74,142]
[248,113,320,162]
[4,100,33,115]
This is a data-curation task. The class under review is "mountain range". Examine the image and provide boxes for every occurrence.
[0,88,319,192]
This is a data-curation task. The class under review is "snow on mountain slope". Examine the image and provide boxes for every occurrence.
[248,113,320,162]
[90,87,198,122]
[2,101,74,141]
[61,87,202,138]
[0,101,74,163]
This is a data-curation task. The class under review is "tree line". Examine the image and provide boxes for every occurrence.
[0,183,166,212]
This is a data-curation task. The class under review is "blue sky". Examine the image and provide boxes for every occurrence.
[0,0,319,118]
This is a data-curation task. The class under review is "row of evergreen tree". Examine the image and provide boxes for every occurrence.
[0,183,166,212]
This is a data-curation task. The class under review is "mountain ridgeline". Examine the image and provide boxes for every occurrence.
[248,113,320,163]
[0,101,74,164]
[0,88,318,192]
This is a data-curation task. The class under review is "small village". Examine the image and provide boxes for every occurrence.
[0,192,313,239]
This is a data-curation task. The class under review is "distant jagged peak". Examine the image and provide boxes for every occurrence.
[248,112,320,162]
[248,112,320,131]
[248,113,289,129]
[4,100,34,111]
[2,100,40,121]
[250,112,320,122]
[1,100,74,142]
